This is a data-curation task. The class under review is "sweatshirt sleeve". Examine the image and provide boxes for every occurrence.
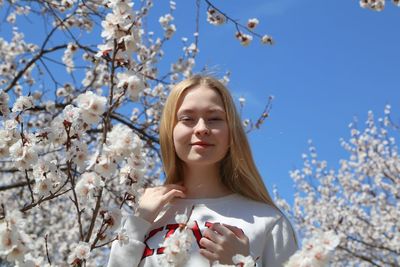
[107,215,152,267]
[261,215,298,267]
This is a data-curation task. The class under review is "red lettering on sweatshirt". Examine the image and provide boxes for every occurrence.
[142,226,163,258]
[191,221,204,249]
[141,221,244,259]
[156,223,179,254]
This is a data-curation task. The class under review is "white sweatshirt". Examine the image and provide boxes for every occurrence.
[107,193,297,267]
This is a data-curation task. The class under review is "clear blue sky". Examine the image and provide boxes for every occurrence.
[2,1,400,206]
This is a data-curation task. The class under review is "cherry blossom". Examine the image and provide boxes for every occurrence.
[12,96,34,112]
[359,0,385,10]
[359,0,400,10]
[75,172,105,202]
[76,91,107,124]
[159,213,194,267]
[261,35,274,45]
[246,18,259,30]
[116,71,146,101]
[62,43,78,73]
[68,241,91,265]
[235,32,253,46]
[116,228,129,247]
[212,254,256,267]
[207,8,227,25]
[9,140,38,170]
[284,231,340,267]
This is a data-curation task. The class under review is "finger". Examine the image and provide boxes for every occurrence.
[199,248,218,262]
[162,189,186,203]
[222,223,246,239]
[199,237,220,253]
[203,228,223,244]
[210,223,234,238]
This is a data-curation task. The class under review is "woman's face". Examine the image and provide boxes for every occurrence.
[173,86,230,168]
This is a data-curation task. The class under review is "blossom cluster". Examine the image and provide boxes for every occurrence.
[212,254,256,267]
[159,13,177,40]
[0,211,30,264]
[206,5,273,46]
[62,43,78,74]
[52,0,103,31]
[68,241,91,265]
[158,213,195,266]
[0,30,38,92]
[97,0,141,62]
[359,0,400,11]
[275,106,400,265]
[284,231,340,267]
[207,8,227,25]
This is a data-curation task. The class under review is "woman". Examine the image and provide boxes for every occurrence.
[108,75,297,266]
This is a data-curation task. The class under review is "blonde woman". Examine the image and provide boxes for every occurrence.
[108,75,297,266]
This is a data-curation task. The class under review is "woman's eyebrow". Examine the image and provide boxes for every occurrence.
[207,108,225,114]
[177,108,225,114]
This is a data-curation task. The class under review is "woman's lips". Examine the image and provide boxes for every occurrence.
[191,142,213,148]
[193,144,210,147]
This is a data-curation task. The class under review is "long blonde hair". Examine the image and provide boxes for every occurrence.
[159,75,276,207]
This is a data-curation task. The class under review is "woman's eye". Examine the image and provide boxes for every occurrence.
[209,117,222,121]
[179,117,192,121]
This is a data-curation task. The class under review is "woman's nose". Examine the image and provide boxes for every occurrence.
[194,119,210,135]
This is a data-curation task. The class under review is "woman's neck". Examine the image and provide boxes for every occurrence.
[182,164,232,199]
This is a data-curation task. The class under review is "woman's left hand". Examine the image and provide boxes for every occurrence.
[199,223,250,264]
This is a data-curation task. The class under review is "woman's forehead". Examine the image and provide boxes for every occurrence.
[176,107,225,115]
[177,86,224,107]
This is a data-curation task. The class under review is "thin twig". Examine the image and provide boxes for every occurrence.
[44,234,52,265]
[85,188,103,243]
[20,188,71,212]
[24,170,35,204]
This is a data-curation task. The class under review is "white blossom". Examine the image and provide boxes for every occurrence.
[0,90,10,115]
[73,241,91,260]
[76,91,107,124]
[159,228,194,267]
[7,12,16,24]
[75,172,104,201]
[116,71,145,101]
[62,43,78,73]
[6,241,27,262]
[117,228,129,246]
[238,96,246,106]
[12,96,34,112]
[159,14,174,28]
[94,155,117,178]
[207,8,226,25]
[0,224,19,255]
[359,0,385,10]
[34,179,53,197]
[105,123,142,158]
[174,214,188,225]
[103,208,122,233]
[232,254,256,267]
[9,140,38,170]
[285,231,340,267]
[261,35,273,45]
[235,32,253,46]
[63,104,81,123]
[246,18,259,29]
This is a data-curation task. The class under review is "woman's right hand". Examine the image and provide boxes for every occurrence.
[136,184,186,223]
